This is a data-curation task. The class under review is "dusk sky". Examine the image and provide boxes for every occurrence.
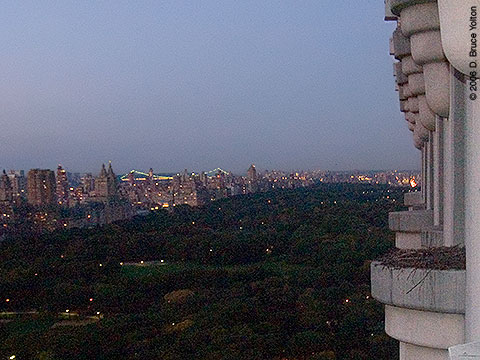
[0,1,417,174]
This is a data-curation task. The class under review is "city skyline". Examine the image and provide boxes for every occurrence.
[1,163,421,177]
[0,160,418,234]
[0,1,417,173]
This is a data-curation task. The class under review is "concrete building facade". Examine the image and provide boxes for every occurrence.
[27,169,56,206]
[371,1,480,359]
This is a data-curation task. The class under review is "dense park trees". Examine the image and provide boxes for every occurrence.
[0,183,405,359]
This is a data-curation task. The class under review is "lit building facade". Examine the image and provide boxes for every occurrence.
[27,169,56,206]
[56,165,69,206]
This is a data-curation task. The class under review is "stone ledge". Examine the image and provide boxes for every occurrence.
[385,305,464,349]
[371,262,465,314]
[400,2,440,38]
[393,28,411,60]
[390,0,437,16]
[404,191,424,206]
[401,342,449,360]
[389,209,433,232]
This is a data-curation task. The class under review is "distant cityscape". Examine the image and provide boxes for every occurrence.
[0,164,419,235]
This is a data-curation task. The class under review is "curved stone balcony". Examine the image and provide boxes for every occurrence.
[389,0,451,153]
[371,262,465,357]
[371,262,465,314]
[390,0,437,17]
[380,1,464,358]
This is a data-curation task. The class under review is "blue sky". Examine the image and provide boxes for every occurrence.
[0,1,417,174]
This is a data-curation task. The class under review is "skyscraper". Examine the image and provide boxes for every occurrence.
[247,164,257,182]
[95,162,117,202]
[7,170,26,202]
[56,165,69,206]
[0,170,13,206]
[27,169,56,206]
[246,164,258,193]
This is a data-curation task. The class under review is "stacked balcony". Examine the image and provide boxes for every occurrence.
[372,1,468,359]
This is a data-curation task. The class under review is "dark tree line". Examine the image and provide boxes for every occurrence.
[0,183,405,359]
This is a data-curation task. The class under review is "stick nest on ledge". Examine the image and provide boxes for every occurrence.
[377,246,465,270]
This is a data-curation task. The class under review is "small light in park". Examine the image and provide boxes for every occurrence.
[140,261,144,264]
[160,260,164,263]
[9,355,15,359]
[120,262,123,266]
[96,311,100,315]
[345,299,350,303]
[61,255,64,258]
[35,273,38,276]
[5,298,10,302]
[192,221,195,225]
[366,295,370,299]
[66,309,70,313]
[99,263,103,267]
[172,322,175,326]
[89,298,94,302]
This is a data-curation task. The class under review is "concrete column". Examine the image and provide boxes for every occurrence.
[425,136,434,211]
[433,117,444,227]
[422,147,427,204]
[465,75,480,341]
[443,68,465,247]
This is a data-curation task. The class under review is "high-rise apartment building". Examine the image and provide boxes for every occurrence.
[0,170,13,205]
[81,173,94,194]
[95,162,117,202]
[27,169,56,206]
[246,164,258,193]
[7,170,26,201]
[56,165,69,206]
[247,164,257,182]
